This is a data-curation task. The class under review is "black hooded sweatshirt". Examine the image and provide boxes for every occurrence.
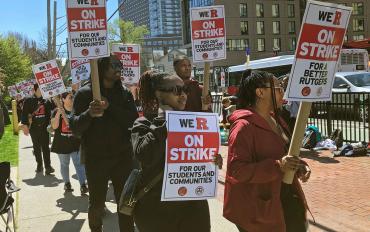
[69,82,138,162]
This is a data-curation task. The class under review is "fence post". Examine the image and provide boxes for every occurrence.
[326,101,332,136]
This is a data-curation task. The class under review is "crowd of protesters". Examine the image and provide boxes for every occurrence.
[8,55,311,232]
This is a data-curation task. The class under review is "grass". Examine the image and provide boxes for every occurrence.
[0,119,19,166]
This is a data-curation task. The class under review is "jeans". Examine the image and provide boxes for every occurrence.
[57,151,86,186]
[30,127,51,168]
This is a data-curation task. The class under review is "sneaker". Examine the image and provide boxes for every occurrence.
[35,164,43,173]
[45,166,55,175]
[80,184,89,195]
[64,182,74,192]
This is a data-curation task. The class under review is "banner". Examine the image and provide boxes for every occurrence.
[66,0,109,59]
[32,60,66,99]
[191,5,226,63]
[285,0,352,101]
[161,111,220,201]
[112,43,140,86]
[70,59,91,84]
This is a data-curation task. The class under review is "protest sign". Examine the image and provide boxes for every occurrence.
[66,0,109,59]
[285,0,351,101]
[283,0,351,184]
[190,5,226,63]
[7,85,18,98]
[112,43,140,86]
[70,59,91,84]
[161,111,220,201]
[15,79,35,99]
[32,59,66,99]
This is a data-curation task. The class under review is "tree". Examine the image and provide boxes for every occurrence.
[108,19,149,44]
[0,36,32,89]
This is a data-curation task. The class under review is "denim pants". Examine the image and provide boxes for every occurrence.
[57,151,86,186]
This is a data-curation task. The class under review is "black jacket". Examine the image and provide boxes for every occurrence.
[21,96,52,129]
[131,116,211,232]
[69,82,138,162]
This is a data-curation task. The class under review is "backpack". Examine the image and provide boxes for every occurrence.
[302,126,321,149]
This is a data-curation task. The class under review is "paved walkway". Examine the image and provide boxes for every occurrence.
[218,146,370,232]
[17,134,237,232]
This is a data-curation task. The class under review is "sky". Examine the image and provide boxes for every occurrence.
[0,0,119,57]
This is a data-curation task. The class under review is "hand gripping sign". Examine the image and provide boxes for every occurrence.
[283,1,351,184]
[112,43,141,86]
[66,0,109,59]
[32,59,67,99]
[161,111,220,201]
[70,59,91,84]
[190,5,226,63]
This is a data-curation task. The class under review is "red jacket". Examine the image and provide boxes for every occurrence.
[223,109,307,232]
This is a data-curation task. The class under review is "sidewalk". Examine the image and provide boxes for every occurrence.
[218,146,370,232]
[17,134,237,232]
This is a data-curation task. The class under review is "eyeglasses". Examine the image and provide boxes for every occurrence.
[111,61,123,70]
[261,86,285,94]
[158,85,189,96]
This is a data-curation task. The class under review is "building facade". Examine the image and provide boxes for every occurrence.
[181,0,369,67]
[118,0,150,28]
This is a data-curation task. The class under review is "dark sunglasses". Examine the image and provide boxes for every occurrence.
[158,85,189,96]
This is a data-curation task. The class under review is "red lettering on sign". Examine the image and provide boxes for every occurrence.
[333,11,342,25]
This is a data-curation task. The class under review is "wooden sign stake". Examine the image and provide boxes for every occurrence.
[202,62,211,98]
[283,101,312,184]
[52,96,70,126]
[90,59,101,101]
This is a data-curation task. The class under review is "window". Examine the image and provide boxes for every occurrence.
[353,34,365,40]
[352,3,364,15]
[256,3,264,17]
[273,21,280,34]
[353,19,364,32]
[288,38,296,51]
[272,4,279,17]
[333,77,347,88]
[240,21,248,35]
[273,38,281,50]
[226,39,249,51]
[257,38,265,52]
[288,21,296,34]
[256,21,264,35]
[240,4,247,17]
[288,4,295,17]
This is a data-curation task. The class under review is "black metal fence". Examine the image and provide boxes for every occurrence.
[212,92,370,143]
[308,92,370,143]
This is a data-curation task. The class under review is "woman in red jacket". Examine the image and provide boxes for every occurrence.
[223,70,311,232]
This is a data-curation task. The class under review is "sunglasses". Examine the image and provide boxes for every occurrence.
[158,85,189,96]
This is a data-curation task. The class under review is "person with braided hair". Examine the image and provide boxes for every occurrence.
[223,70,311,232]
[131,71,222,232]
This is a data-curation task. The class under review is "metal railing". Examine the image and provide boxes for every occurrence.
[308,92,370,143]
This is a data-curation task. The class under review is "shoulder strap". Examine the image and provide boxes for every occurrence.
[135,171,163,201]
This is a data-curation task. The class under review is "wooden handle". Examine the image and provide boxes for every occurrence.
[202,62,210,98]
[283,101,312,184]
[53,96,69,126]
[11,100,19,135]
[90,59,101,101]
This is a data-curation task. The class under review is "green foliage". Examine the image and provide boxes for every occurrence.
[108,19,149,44]
[0,35,32,88]
[0,119,19,166]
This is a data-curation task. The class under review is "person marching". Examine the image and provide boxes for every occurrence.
[69,55,138,232]
[20,84,55,174]
[50,91,88,194]
[223,70,311,232]
[173,56,212,112]
[131,71,222,232]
